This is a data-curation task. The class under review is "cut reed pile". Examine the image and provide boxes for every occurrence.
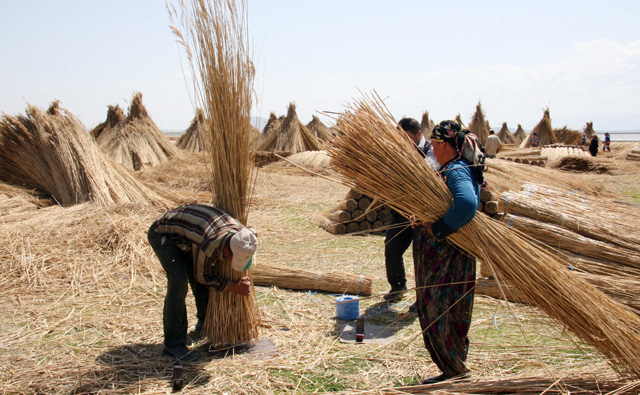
[420,110,435,139]
[554,126,583,145]
[92,92,181,170]
[541,146,589,163]
[497,122,517,145]
[252,263,373,295]
[0,101,173,207]
[278,150,332,170]
[170,0,259,347]
[257,103,319,153]
[176,108,206,152]
[306,115,334,142]
[554,155,610,173]
[520,108,558,148]
[324,92,640,377]
[468,100,490,144]
[513,124,527,143]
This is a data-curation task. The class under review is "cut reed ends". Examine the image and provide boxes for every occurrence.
[325,91,640,377]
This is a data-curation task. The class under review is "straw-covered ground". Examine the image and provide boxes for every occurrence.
[1,143,639,394]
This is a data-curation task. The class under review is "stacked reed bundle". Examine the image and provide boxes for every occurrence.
[251,263,373,295]
[0,101,173,207]
[583,121,595,139]
[325,91,640,377]
[520,108,558,148]
[257,103,319,153]
[625,146,640,161]
[513,124,527,143]
[468,101,490,144]
[176,109,206,152]
[280,150,331,170]
[170,0,259,346]
[497,122,517,145]
[420,110,435,139]
[553,125,583,145]
[318,189,392,235]
[92,92,181,171]
[306,115,333,142]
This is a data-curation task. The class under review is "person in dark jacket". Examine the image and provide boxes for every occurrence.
[589,135,599,156]
[148,204,257,361]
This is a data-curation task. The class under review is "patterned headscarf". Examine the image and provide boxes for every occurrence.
[431,120,462,144]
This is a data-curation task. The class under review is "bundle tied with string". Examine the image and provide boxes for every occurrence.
[324,91,640,377]
[169,0,259,346]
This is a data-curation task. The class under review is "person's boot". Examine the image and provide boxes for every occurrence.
[383,285,407,302]
[162,344,196,361]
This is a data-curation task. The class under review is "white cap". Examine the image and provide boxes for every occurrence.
[229,228,257,271]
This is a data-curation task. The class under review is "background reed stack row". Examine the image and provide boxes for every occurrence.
[318,189,392,235]
[626,145,640,161]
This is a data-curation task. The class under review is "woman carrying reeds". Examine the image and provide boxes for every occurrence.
[412,120,482,384]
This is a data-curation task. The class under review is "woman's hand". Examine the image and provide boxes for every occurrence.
[229,276,252,296]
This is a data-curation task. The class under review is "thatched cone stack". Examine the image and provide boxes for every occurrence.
[92,92,180,170]
[91,104,126,140]
[497,122,517,145]
[316,189,392,235]
[554,126,582,145]
[0,101,172,207]
[420,111,435,139]
[520,108,557,148]
[513,124,527,143]
[176,109,205,152]
[583,122,595,139]
[306,115,333,143]
[468,101,490,144]
[257,103,319,153]
[325,92,640,377]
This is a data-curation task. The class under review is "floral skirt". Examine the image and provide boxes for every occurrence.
[413,227,476,377]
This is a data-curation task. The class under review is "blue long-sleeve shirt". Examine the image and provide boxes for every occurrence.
[431,158,480,239]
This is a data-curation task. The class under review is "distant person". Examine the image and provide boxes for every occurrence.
[148,204,257,361]
[589,135,599,156]
[383,117,439,311]
[603,132,611,152]
[484,129,501,158]
[531,132,539,148]
[582,133,587,147]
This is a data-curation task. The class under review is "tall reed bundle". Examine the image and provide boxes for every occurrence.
[170,0,259,346]
[497,122,517,144]
[324,92,640,377]
[251,264,373,295]
[92,92,181,171]
[468,101,490,144]
[420,110,435,139]
[176,108,206,152]
[90,104,126,140]
[513,124,527,143]
[553,126,582,145]
[0,101,173,207]
[306,115,333,142]
[257,103,319,153]
[584,121,595,138]
[520,108,557,148]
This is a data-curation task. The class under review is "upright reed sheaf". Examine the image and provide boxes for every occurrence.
[169,0,259,346]
[325,91,640,378]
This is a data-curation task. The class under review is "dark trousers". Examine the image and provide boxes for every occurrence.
[384,211,414,290]
[147,227,210,347]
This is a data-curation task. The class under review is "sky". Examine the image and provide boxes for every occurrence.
[1,0,639,133]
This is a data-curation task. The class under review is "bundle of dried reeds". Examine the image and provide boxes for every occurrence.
[554,125,583,145]
[520,108,558,148]
[92,92,181,171]
[497,122,517,145]
[170,0,259,346]
[257,103,319,153]
[176,108,206,152]
[0,101,173,207]
[513,124,527,143]
[469,101,490,144]
[306,115,334,142]
[324,91,640,377]
[420,110,435,139]
[251,263,373,295]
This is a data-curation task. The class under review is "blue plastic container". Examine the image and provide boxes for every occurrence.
[336,294,360,320]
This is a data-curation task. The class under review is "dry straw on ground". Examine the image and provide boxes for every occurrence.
[92,92,181,171]
[170,0,259,346]
[325,91,640,377]
[0,101,173,207]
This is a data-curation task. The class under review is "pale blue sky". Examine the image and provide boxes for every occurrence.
[1,1,639,132]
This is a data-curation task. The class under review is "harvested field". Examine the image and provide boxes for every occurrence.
[1,142,640,393]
